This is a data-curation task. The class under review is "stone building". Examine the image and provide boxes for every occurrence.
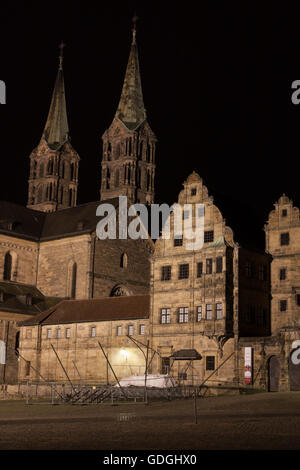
[18,295,150,384]
[239,194,300,391]
[0,280,60,384]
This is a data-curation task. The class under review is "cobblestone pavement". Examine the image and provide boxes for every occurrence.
[0,392,300,450]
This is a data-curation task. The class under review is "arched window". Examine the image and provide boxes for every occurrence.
[67,261,77,299]
[47,159,53,175]
[146,144,151,163]
[115,169,119,186]
[15,332,20,352]
[120,253,128,268]
[39,163,44,177]
[3,251,17,281]
[106,168,110,189]
[70,162,75,181]
[3,252,12,280]
[69,189,73,206]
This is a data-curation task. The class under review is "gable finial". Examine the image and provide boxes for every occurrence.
[58,40,66,70]
[132,13,138,44]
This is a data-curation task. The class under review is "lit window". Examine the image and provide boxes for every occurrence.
[66,328,71,339]
[178,307,189,323]
[26,329,32,340]
[128,325,134,336]
[206,304,213,320]
[46,329,52,339]
[161,308,171,324]
[216,303,223,319]
[197,306,202,322]
[56,328,61,339]
[140,324,145,335]
[91,326,96,337]
[117,326,122,336]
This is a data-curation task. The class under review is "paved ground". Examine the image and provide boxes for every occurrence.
[0,391,300,450]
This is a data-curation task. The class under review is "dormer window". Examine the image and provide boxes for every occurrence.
[191,188,197,196]
[282,209,287,217]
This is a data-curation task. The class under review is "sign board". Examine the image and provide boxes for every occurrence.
[0,340,6,365]
[244,347,252,385]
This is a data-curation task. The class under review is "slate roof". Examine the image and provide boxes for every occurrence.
[0,198,120,241]
[0,280,62,316]
[19,294,150,326]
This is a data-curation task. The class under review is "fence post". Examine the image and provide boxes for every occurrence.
[26,381,29,405]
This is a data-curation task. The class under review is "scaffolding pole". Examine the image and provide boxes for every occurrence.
[97,341,128,399]
[50,344,76,394]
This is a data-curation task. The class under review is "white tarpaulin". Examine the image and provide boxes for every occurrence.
[0,340,6,365]
[115,374,176,388]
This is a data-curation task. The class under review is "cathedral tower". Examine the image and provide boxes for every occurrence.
[100,18,157,205]
[27,43,80,212]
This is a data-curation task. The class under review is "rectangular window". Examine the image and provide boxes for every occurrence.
[206,304,213,320]
[216,303,223,319]
[206,258,212,274]
[46,329,52,339]
[216,257,223,273]
[26,329,32,340]
[56,328,61,339]
[206,356,215,371]
[91,326,96,337]
[178,307,189,323]
[280,232,290,246]
[128,325,134,336]
[204,230,214,243]
[161,308,171,324]
[25,361,31,376]
[191,188,197,196]
[197,306,202,322]
[297,295,300,307]
[279,268,286,280]
[117,326,122,336]
[178,264,189,279]
[183,210,190,219]
[161,357,170,374]
[280,300,287,312]
[139,324,145,335]
[282,209,287,217]
[66,328,71,339]
[161,265,171,281]
[174,237,183,247]
[197,262,203,278]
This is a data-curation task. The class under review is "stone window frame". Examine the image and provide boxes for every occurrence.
[216,303,223,319]
[216,257,223,274]
[161,308,171,324]
[206,258,213,275]
[281,209,288,217]
[191,187,197,196]
[196,306,202,321]
[46,328,52,339]
[205,355,215,371]
[178,307,189,323]
[206,304,213,320]
[128,325,134,336]
[56,328,61,339]
[174,237,183,247]
[296,294,300,307]
[204,230,214,243]
[91,326,96,338]
[65,328,71,339]
[178,263,189,280]
[280,232,290,246]
[197,262,203,278]
[139,324,145,335]
[117,325,122,336]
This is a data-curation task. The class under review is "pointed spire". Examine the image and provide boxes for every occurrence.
[115,16,147,130]
[42,41,69,149]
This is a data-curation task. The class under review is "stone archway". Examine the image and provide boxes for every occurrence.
[110,284,131,297]
[268,355,280,392]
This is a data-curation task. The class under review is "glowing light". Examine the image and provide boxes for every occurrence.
[120,349,129,359]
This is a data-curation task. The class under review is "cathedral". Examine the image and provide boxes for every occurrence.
[0,23,300,393]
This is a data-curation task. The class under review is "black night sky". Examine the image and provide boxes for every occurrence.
[0,1,299,248]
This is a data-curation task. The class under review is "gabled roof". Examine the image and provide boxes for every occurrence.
[19,294,150,326]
